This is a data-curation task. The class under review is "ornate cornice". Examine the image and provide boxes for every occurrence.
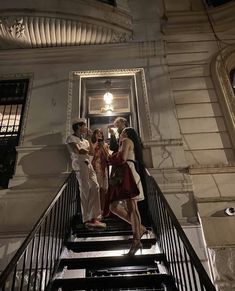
[211,45,235,149]
[0,0,132,48]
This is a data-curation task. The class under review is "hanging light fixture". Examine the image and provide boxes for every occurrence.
[103,80,113,105]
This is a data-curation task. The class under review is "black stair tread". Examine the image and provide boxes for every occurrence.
[52,273,175,290]
[59,253,167,269]
[65,237,156,252]
[73,228,134,238]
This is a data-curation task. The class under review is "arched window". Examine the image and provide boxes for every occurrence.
[230,68,235,93]
[211,46,235,149]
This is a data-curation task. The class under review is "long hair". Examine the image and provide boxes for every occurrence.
[122,127,144,165]
[123,127,150,225]
[91,128,104,144]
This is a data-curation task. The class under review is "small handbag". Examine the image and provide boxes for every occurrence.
[109,166,123,186]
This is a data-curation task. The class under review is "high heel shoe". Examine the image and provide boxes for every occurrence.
[140,227,152,239]
[126,239,143,256]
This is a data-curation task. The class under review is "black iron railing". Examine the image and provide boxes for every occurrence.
[0,172,79,291]
[146,174,216,291]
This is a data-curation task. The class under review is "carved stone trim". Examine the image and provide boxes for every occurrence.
[143,138,183,147]
[211,46,235,149]
[0,15,132,49]
[67,68,152,139]
[0,0,133,50]
[0,17,25,38]
[0,72,33,146]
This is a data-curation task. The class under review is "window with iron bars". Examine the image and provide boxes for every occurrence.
[0,79,29,189]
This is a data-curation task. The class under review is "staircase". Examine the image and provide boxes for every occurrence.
[50,216,177,291]
[0,172,216,291]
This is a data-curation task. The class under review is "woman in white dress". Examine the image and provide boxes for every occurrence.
[104,127,148,256]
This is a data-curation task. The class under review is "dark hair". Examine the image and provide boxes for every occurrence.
[123,127,147,196]
[122,127,143,165]
[72,122,85,132]
[91,128,104,144]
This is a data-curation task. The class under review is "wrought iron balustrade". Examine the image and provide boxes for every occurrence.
[146,174,216,291]
[0,172,79,291]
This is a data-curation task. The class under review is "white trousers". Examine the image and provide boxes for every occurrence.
[75,161,101,223]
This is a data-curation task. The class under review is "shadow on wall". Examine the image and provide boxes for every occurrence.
[0,237,25,272]
[12,133,70,189]
[181,192,199,223]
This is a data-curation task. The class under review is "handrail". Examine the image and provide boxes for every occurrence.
[0,171,79,291]
[146,174,216,291]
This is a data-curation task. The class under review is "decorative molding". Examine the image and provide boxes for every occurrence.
[189,163,235,175]
[196,196,235,203]
[0,17,25,38]
[211,45,235,150]
[0,15,132,49]
[143,138,183,147]
[0,0,133,49]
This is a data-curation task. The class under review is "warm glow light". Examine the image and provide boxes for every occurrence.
[103,92,113,105]
[233,74,235,89]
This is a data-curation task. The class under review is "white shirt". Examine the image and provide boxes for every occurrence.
[66,134,90,171]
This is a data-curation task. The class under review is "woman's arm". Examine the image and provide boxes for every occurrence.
[119,138,130,162]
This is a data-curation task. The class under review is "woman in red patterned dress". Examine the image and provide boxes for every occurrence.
[91,128,109,215]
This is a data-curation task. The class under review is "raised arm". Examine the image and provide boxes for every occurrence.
[68,142,89,155]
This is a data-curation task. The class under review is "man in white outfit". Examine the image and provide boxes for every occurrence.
[66,118,106,229]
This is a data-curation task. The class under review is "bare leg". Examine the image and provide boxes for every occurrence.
[110,200,131,224]
[110,200,146,235]
[100,188,107,213]
[126,199,141,239]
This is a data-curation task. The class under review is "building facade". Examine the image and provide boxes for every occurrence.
[0,0,235,290]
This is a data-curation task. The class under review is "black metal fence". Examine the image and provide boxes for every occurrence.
[146,174,216,291]
[0,172,79,291]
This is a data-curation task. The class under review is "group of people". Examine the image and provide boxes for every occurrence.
[66,117,149,256]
